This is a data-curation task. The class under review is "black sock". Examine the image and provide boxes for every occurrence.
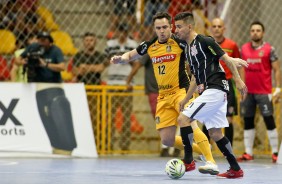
[225,123,234,146]
[180,126,193,163]
[216,136,240,171]
[202,125,210,141]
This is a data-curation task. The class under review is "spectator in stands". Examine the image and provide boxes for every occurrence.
[18,32,77,156]
[10,33,37,82]
[72,32,107,85]
[0,55,10,81]
[168,0,193,32]
[17,32,65,82]
[238,21,281,163]
[107,0,137,39]
[202,18,241,146]
[0,0,18,30]
[72,32,107,145]
[105,23,140,151]
[168,0,208,35]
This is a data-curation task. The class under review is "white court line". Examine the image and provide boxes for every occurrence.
[0,161,18,166]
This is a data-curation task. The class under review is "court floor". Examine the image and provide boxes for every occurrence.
[0,155,281,184]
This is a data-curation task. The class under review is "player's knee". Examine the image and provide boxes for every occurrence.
[161,137,174,147]
[177,114,190,127]
[208,129,223,141]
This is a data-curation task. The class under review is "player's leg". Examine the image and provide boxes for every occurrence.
[156,93,195,171]
[191,121,216,164]
[225,79,237,146]
[210,128,243,178]
[148,92,170,156]
[177,113,195,172]
[256,94,279,163]
[200,89,242,178]
[175,90,217,171]
[238,94,256,161]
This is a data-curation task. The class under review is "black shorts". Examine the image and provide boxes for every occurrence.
[226,79,238,116]
[240,93,273,117]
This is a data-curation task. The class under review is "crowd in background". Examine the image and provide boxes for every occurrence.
[0,0,281,159]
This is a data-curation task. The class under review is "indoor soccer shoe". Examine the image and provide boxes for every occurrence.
[217,168,244,179]
[182,160,196,172]
[198,161,219,175]
[272,152,278,163]
[237,153,254,162]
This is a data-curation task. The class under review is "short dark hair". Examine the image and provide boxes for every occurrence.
[250,21,265,32]
[117,23,129,32]
[84,32,96,38]
[174,12,195,25]
[37,32,53,43]
[152,12,172,24]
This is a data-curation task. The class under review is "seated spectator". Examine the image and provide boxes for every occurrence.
[72,32,107,85]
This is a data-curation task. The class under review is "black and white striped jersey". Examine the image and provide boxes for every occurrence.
[186,34,229,93]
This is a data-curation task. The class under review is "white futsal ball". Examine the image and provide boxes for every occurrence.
[165,158,185,179]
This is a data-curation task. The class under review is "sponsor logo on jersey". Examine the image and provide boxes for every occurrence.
[191,45,198,56]
[208,46,217,55]
[158,84,173,90]
[140,42,148,54]
[259,50,264,57]
[247,58,262,64]
[151,54,176,64]
[166,45,171,52]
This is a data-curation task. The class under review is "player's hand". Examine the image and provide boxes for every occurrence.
[273,88,281,104]
[110,55,123,64]
[235,78,248,101]
[234,58,249,68]
[179,98,189,112]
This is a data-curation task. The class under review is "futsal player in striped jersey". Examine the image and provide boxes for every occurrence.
[174,12,247,178]
[201,18,241,146]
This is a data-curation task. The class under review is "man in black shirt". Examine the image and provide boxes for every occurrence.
[174,12,248,179]
[72,32,107,85]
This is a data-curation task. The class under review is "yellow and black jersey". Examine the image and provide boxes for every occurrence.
[136,34,190,95]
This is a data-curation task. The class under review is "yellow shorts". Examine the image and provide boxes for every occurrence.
[155,88,195,130]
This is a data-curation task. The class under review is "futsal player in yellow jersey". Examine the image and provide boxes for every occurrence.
[110,12,219,174]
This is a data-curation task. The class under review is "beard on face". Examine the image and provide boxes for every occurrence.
[252,37,262,42]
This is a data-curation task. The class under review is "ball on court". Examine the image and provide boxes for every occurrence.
[165,158,185,179]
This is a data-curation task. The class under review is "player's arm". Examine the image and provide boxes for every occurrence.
[272,60,281,103]
[111,49,142,64]
[111,40,150,64]
[220,54,248,97]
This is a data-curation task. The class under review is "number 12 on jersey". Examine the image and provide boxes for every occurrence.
[158,65,166,75]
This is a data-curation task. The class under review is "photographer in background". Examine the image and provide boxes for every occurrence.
[17,32,77,155]
[18,32,65,82]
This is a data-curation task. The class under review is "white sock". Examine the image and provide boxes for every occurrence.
[267,129,278,153]
[244,129,255,155]
[161,144,168,149]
